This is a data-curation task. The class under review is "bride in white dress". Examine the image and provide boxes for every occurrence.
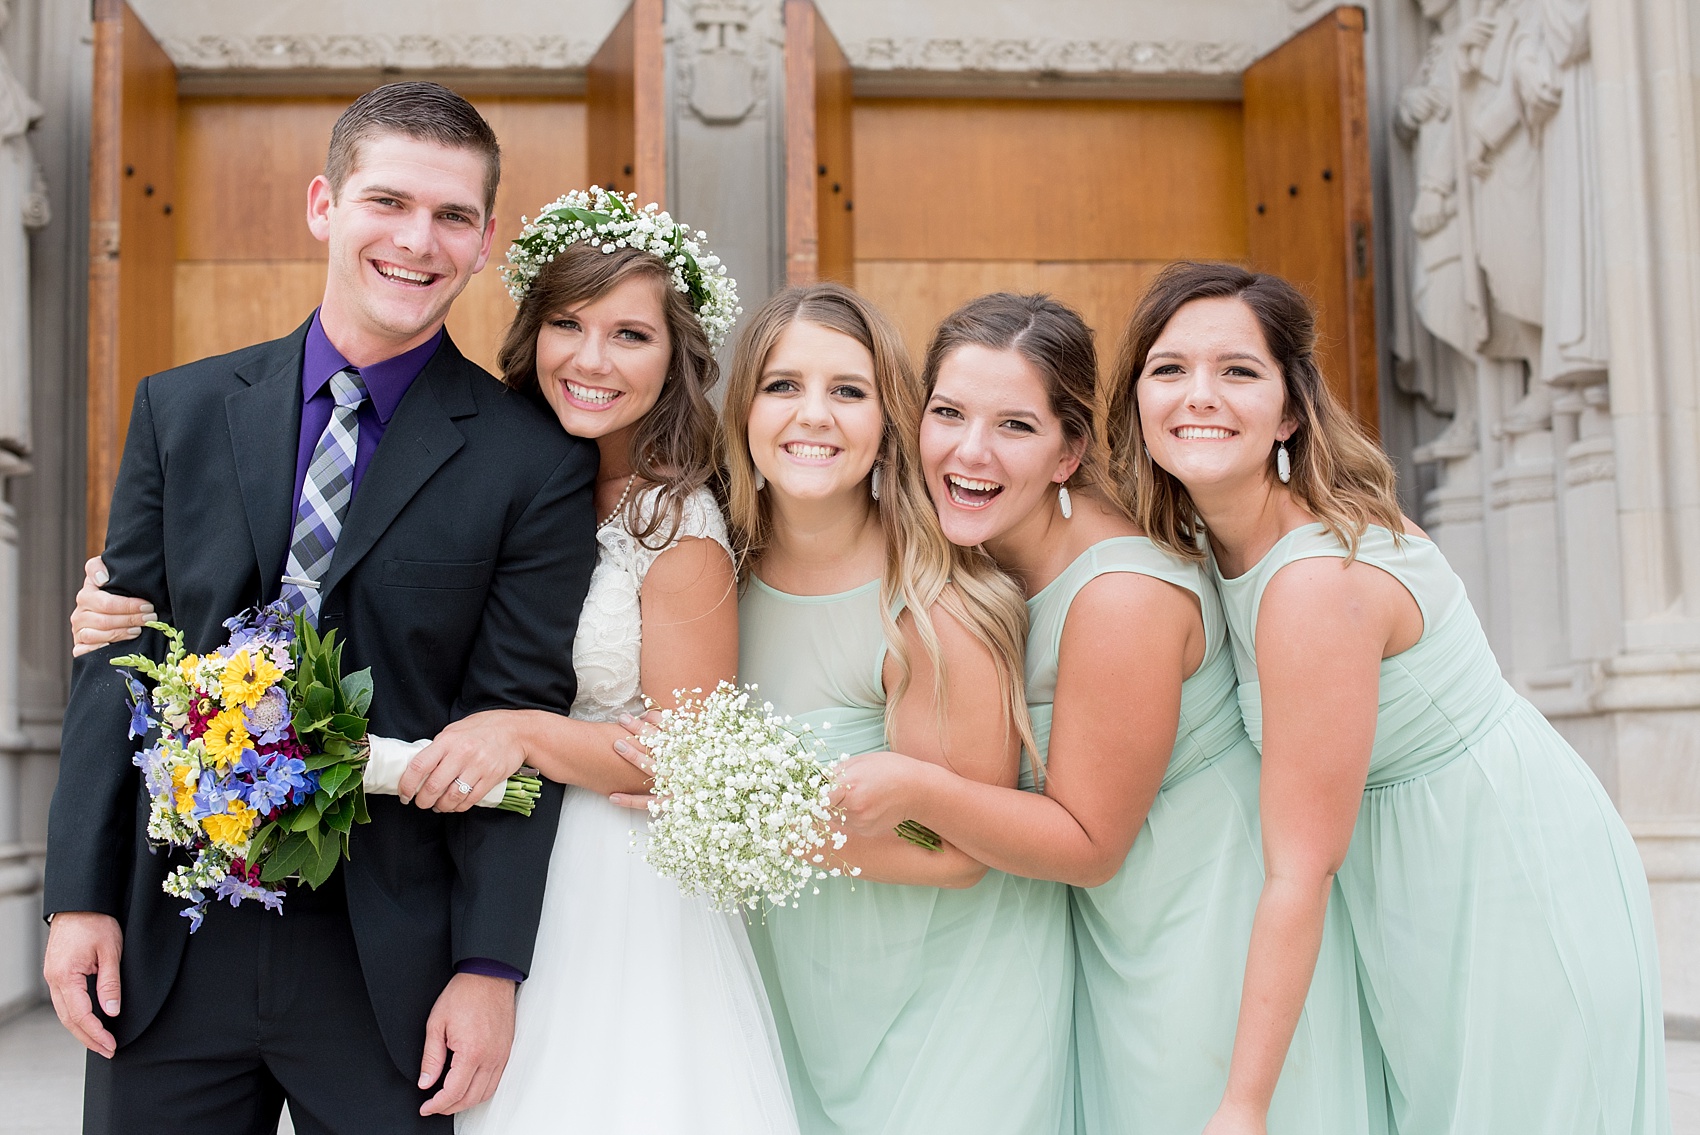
[71,193,797,1134]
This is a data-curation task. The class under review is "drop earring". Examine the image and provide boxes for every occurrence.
[754,470,767,491]
[1276,442,1291,484]
[1058,482,1073,519]
[870,462,882,502]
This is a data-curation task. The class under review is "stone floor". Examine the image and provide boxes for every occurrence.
[2,1001,1697,1133]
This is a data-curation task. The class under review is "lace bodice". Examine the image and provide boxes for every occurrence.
[569,485,732,723]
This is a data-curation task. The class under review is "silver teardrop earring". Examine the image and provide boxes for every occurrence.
[754,470,767,491]
[870,462,882,501]
[1058,482,1073,519]
[1276,441,1292,484]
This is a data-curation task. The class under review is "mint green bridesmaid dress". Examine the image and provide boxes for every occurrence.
[1043,539,1371,1135]
[1216,524,1669,1135]
[739,575,1074,1135]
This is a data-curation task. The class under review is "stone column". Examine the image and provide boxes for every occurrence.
[1591,0,1700,1034]
[665,0,788,335]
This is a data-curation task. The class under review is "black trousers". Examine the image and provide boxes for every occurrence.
[82,872,450,1135]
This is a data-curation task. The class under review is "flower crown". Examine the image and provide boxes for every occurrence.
[500,187,742,350]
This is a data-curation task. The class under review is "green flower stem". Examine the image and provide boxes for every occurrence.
[894,819,942,851]
[498,773,543,816]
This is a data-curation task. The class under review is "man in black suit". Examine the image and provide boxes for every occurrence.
[41,83,596,1134]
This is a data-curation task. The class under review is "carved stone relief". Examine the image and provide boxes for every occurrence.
[840,37,1257,75]
[161,34,597,71]
[0,0,42,466]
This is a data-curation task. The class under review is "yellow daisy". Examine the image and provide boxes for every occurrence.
[202,707,250,770]
[172,764,198,816]
[219,648,283,709]
[202,799,257,849]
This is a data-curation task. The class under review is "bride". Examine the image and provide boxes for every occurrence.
[70,189,799,1134]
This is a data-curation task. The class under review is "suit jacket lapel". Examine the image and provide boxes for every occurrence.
[226,321,311,595]
[318,339,474,599]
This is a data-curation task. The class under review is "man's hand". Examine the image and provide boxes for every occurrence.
[42,912,123,1058]
[399,711,529,813]
[418,972,516,1116]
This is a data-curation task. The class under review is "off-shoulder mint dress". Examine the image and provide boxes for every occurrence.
[1042,539,1371,1135]
[739,575,1074,1135]
[1217,524,1668,1135]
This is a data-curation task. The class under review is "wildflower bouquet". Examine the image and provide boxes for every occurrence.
[640,682,858,914]
[112,601,540,930]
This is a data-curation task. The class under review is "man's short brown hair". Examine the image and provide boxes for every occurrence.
[324,81,501,218]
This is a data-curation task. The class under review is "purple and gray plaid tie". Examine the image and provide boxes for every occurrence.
[280,367,368,625]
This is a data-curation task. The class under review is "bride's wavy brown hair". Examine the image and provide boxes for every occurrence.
[1102,261,1402,560]
[496,240,722,548]
[722,283,1037,758]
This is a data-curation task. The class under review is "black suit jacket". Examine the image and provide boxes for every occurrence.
[44,320,597,1075]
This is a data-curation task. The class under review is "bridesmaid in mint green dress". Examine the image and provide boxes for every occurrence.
[832,293,1371,1134]
[721,283,1074,1135]
[1116,261,1667,1135]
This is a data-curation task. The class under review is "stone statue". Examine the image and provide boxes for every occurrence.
[0,0,45,466]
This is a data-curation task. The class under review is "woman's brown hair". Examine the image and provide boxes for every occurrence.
[1101,261,1402,560]
[722,283,1037,760]
[496,241,721,548]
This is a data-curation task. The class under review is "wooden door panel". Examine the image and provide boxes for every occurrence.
[785,0,854,285]
[587,0,665,207]
[88,0,177,554]
[857,259,1169,363]
[853,100,1247,263]
[1242,5,1377,433]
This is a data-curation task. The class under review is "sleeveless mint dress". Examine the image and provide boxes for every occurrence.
[1216,524,1668,1135]
[1042,539,1371,1135]
[739,575,1075,1135]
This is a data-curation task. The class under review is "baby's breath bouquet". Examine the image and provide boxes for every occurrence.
[641,682,857,914]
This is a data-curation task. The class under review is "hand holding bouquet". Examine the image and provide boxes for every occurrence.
[639,682,858,914]
[114,601,540,930]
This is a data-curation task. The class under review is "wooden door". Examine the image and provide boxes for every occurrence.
[852,98,1247,360]
[587,0,666,207]
[87,0,176,554]
[1243,6,1378,435]
[784,0,854,285]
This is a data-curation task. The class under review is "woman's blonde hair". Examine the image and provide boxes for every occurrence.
[496,241,722,549]
[722,283,1036,758]
[1101,261,1402,560]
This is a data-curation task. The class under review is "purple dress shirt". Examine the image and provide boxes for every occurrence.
[295,312,524,986]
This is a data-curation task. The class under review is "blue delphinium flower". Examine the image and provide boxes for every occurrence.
[222,601,297,652]
[214,874,284,912]
[124,675,152,740]
[191,772,231,821]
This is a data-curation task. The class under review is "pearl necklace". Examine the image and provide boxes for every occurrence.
[597,474,637,530]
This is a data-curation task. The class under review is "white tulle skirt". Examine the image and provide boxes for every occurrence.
[458,787,799,1135]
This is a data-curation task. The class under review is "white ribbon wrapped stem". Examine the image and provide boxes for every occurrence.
[363,735,508,808]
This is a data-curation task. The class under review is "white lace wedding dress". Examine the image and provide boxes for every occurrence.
[458,487,798,1135]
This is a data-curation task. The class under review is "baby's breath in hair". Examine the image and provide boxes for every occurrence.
[501,187,742,350]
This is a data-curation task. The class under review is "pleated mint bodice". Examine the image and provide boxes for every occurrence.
[740,575,889,760]
[1217,523,1518,785]
[1025,536,1244,783]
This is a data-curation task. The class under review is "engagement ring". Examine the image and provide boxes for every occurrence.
[454,777,473,796]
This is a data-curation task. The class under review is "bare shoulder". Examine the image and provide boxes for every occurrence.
[644,534,736,598]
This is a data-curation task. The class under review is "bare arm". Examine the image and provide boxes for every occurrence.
[834,573,1198,887]
[405,535,739,807]
[834,598,1023,889]
[1205,557,1417,1135]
